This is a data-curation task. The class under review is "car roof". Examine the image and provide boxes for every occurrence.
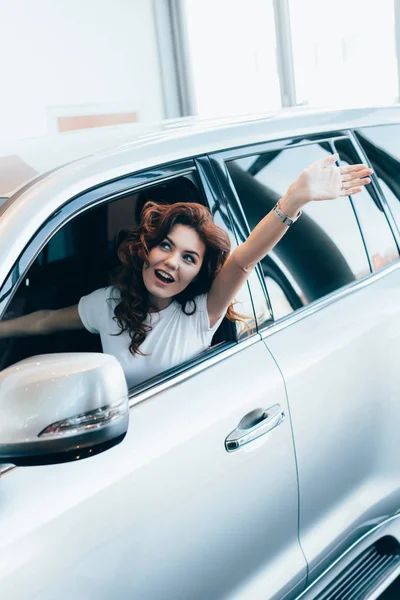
[3,104,400,200]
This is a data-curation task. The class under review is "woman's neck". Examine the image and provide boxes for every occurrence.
[148,295,174,313]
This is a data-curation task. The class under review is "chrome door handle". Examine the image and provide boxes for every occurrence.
[225,404,285,452]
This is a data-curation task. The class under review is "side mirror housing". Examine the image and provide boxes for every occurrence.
[0,353,129,466]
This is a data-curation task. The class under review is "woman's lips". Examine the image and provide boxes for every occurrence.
[154,269,175,284]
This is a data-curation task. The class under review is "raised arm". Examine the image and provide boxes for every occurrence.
[0,305,84,338]
[207,153,373,327]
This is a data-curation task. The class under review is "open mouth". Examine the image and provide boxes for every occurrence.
[155,269,175,284]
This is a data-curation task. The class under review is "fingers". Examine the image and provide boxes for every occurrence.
[322,152,339,166]
[308,153,339,169]
[340,187,362,196]
[341,177,371,189]
[340,164,373,176]
[341,169,372,182]
[340,159,372,196]
[340,176,371,196]
[309,155,372,178]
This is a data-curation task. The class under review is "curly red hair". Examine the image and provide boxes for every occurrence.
[112,201,241,355]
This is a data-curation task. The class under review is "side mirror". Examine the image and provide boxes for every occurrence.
[0,353,129,466]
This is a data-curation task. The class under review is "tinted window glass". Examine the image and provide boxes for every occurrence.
[355,125,400,228]
[0,191,141,372]
[227,143,370,320]
[335,138,399,270]
[35,220,77,266]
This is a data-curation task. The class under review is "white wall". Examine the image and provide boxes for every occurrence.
[0,0,164,143]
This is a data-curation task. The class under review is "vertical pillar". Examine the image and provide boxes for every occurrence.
[153,0,196,118]
[394,0,400,102]
[273,0,297,107]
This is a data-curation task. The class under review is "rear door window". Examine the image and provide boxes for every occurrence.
[225,142,371,320]
[334,137,399,270]
[355,124,400,230]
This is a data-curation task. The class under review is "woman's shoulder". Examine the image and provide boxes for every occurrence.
[78,287,120,334]
[175,294,208,316]
[173,295,209,326]
[105,286,121,302]
[182,294,225,335]
[192,293,208,312]
[80,286,121,308]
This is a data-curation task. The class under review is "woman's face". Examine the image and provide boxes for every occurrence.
[142,224,206,310]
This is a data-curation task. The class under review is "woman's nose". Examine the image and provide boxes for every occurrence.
[165,253,179,270]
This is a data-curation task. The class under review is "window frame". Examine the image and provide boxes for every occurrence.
[333,133,400,271]
[351,125,400,246]
[0,158,260,404]
[211,132,400,329]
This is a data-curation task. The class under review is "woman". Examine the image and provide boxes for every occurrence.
[0,154,372,387]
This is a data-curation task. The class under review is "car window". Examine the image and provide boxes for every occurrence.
[0,175,239,378]
[355,124,400,230]
[334,137,399,270]
[226,143,371,320]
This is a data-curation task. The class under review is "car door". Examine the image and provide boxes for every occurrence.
[0,158,306,600]
[214,134,400,585]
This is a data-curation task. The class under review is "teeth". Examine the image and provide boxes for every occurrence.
[156,270,174,282]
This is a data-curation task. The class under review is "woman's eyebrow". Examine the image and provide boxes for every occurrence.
[165,235,200,258]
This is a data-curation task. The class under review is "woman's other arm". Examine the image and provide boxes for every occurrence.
[0,305,84,338]
[207,153,373,327]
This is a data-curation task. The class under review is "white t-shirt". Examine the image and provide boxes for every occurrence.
[78,287,225,388]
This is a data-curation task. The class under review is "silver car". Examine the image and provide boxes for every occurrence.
[0,106,399,600]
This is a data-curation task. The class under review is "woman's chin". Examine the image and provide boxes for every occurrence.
[148,283,175,297]
[146,285,177,305]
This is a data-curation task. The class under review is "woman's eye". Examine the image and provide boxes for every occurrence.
[160,241,170,250]
[184,254,195,264]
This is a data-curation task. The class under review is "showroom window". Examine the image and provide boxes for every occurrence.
[184,0,281,117]
[355,125,400,231]
[226,143,371,320]
[289,0,398,107]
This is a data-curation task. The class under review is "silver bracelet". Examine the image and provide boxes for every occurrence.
[273,200,302,227]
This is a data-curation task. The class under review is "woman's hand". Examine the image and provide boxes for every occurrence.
[283,153,373,211]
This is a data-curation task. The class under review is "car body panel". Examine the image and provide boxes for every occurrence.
[263,263,400,583]
[0,341,306,600]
